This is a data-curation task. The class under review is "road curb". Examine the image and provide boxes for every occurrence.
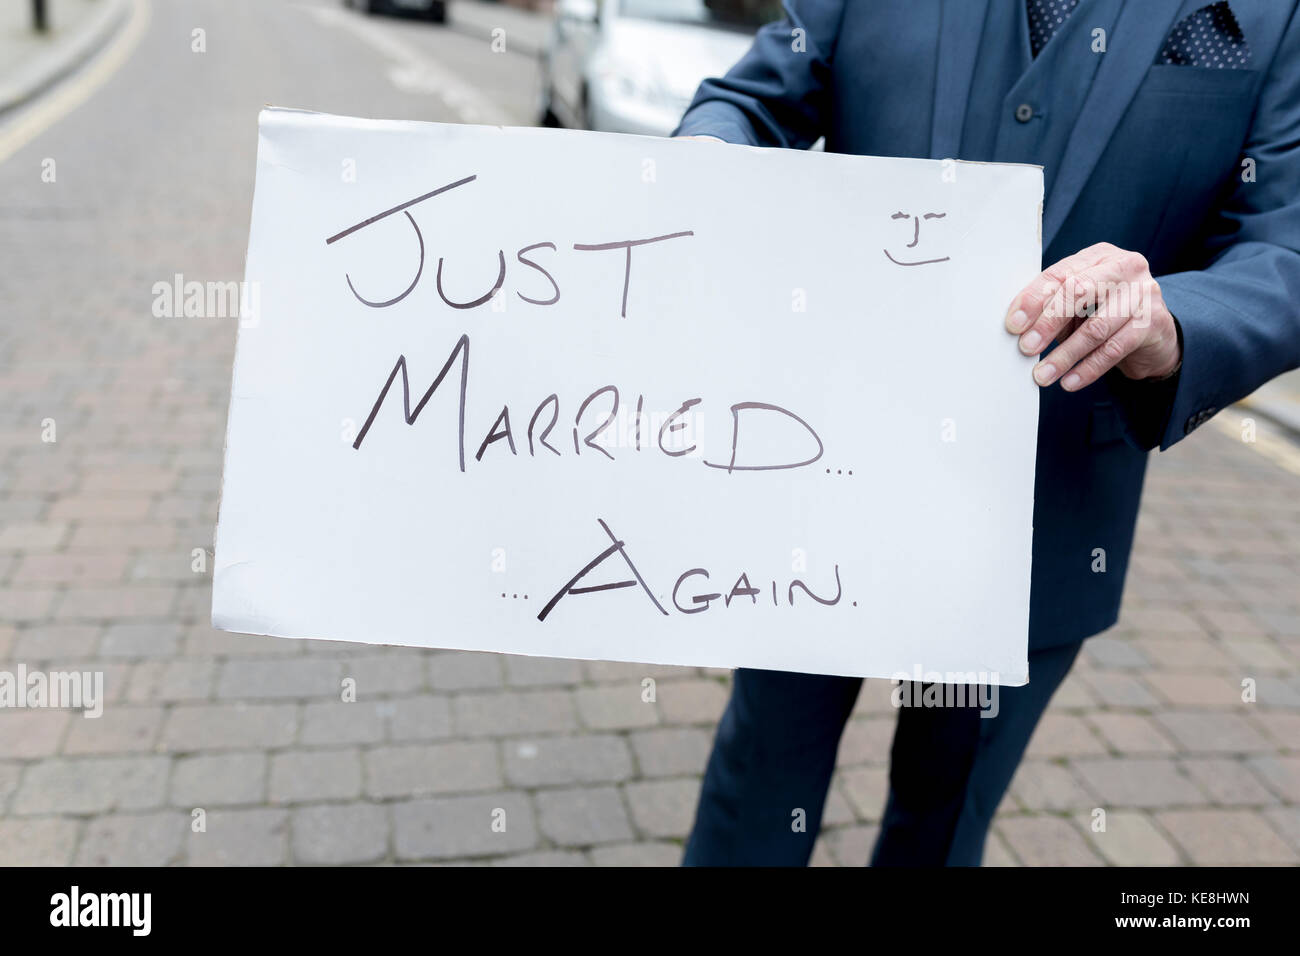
[0,0,132,116]
[1238,394,1300,445]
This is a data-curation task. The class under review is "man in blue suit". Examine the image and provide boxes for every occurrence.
[674,0,1300,865]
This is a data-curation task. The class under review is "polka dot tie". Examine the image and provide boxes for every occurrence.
[1026,0,1080,58]
[1158,1,1252,68]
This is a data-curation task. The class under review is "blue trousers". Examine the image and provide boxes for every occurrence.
[682,641,1083,866]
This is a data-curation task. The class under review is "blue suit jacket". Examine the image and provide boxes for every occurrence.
[676,0,1300,649]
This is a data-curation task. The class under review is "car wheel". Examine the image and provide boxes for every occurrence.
[578,83,592,131]
[537,65,562,127]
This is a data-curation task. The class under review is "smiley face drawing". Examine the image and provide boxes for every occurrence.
[883,210,950,266]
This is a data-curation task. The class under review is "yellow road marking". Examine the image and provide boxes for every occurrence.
[1210,407,1300,478]
[0,0,151,166]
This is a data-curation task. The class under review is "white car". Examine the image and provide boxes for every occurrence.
[540,0,776,137]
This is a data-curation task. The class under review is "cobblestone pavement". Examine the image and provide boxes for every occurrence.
[1,0,1297,866]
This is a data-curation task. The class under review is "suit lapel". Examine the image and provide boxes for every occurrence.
[929,0,990,159]
[1042,0,1185,248]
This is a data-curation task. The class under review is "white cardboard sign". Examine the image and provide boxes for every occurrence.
[213,108,1043,685]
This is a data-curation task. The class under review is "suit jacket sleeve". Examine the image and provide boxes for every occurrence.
[672,0,849,148]
[1113,9,1300,451]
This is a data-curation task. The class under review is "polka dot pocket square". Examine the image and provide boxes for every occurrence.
[1158,1,1253,68]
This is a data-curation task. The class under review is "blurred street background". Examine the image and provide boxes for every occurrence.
[0,0,1298,866]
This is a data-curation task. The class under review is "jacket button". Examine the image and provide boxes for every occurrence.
[1015,103,1034,122]
[1184,408,1217,434]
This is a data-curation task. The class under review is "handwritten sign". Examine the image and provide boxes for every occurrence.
[213,109,1043,685]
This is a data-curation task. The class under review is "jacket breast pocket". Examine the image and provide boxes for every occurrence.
[1140,63,1260,100]
[1120,65,1261,266]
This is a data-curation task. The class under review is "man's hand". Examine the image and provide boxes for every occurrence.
[1005,242,1182,391]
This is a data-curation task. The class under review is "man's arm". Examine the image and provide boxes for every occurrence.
[1007,9,1300,452]
[1127,11,1300,451]
[672,0,848,149]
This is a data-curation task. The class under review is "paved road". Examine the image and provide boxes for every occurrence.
[0,0,1297,866]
